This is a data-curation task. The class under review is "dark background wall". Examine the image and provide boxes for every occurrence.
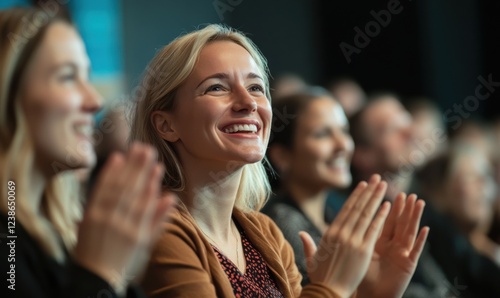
[121,0,322,87]
[4,0,494,122]
[121,0,499,122]
[122,0,222,90]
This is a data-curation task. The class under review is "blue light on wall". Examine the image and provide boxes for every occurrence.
[68,0,123,80]
[0,0,30,9]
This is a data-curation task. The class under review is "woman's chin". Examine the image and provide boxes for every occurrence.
[225,148,265,164]
[239,154,265,165]
[327,176,352,189]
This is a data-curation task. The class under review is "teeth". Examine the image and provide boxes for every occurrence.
[224,124,258,133]
[75,125,92,136]
[328,158,347,167]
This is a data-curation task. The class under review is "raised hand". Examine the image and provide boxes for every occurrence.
[300,174,390,298]
[74,142,176,292]
[358,193,429,298]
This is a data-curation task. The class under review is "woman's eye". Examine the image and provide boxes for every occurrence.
[205,84,225,93]
[248,85,265,93]
[59,73,76,82]
[313,130,330,138]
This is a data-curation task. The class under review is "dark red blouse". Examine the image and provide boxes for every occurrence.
[211,228,285,298]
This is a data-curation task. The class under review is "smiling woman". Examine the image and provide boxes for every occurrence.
[133,24,429,298]
[130,27,272,213]
[0,6,175,298]
[263,89,355,285]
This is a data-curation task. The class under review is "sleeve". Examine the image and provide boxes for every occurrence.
[0,216,143,298]
[0,236,50,298]
[260,214,357,298]
[139,222,219,298]
[64,261,145,298]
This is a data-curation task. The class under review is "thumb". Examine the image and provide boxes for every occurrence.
[299,231,317,259]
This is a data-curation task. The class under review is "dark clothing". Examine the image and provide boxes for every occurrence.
[212,226,284,298]
[0,212,143,298]
[420,203,500,298]
[263,191,460,297]
[405,248,456,298]
[261,192,338,286]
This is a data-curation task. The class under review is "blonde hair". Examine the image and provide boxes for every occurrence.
[0,7,80,262]
[130,24,271,212]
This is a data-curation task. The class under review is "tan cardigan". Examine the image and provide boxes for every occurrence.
[141,204,356,298]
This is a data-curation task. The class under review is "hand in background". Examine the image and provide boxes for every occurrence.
[358,193,429,298]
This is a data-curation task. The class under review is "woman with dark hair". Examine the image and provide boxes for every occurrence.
[263,88,428,297]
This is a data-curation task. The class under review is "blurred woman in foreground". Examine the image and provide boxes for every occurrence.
[0,7,175,297]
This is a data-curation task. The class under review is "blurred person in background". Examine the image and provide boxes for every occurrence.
[271,73,308,98]
[350,92,420,200]
[417,145,500,266]
[448,119,494,159]
[327,77,366,118]
[262,88,429,297]
[349,93,500,296]
[132,24,429,298]
[0,6,175,297]
[405,97,448,165]
[488,117,500,245]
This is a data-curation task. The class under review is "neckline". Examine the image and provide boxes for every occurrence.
[210,222,248,276]
[175,204,292,297]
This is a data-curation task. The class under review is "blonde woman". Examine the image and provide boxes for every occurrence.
[0,7,175,297]
[132,24,429,298]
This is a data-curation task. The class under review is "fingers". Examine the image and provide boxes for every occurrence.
[330,181,368,229]
[378,192,406,243]
[331,174,382,235]
[76,141,175,290]
[409,227,429,262]
[393,194,426,250]
[393,194,416,240]
[134,165,163,235]
[89,143,155,214]
[88,141,168,240]
[300,231,318,259]
[133,163,164,229]
[402,198,426,248]
[350,180,388,237]
[364,201,391,246]
[87,152,127,214]
[116,143,157,213]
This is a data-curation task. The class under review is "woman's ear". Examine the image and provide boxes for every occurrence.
[151,111,179,142]
[268,144,291,173]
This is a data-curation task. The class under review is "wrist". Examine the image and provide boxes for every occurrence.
[73,257,126,294]
[310,281,352,298]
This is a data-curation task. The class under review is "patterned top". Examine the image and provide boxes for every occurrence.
[211,227,285,298]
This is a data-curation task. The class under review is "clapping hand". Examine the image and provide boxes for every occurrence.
[358,193,429,298]
[300,174,390,298]
[74,143,177,292]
